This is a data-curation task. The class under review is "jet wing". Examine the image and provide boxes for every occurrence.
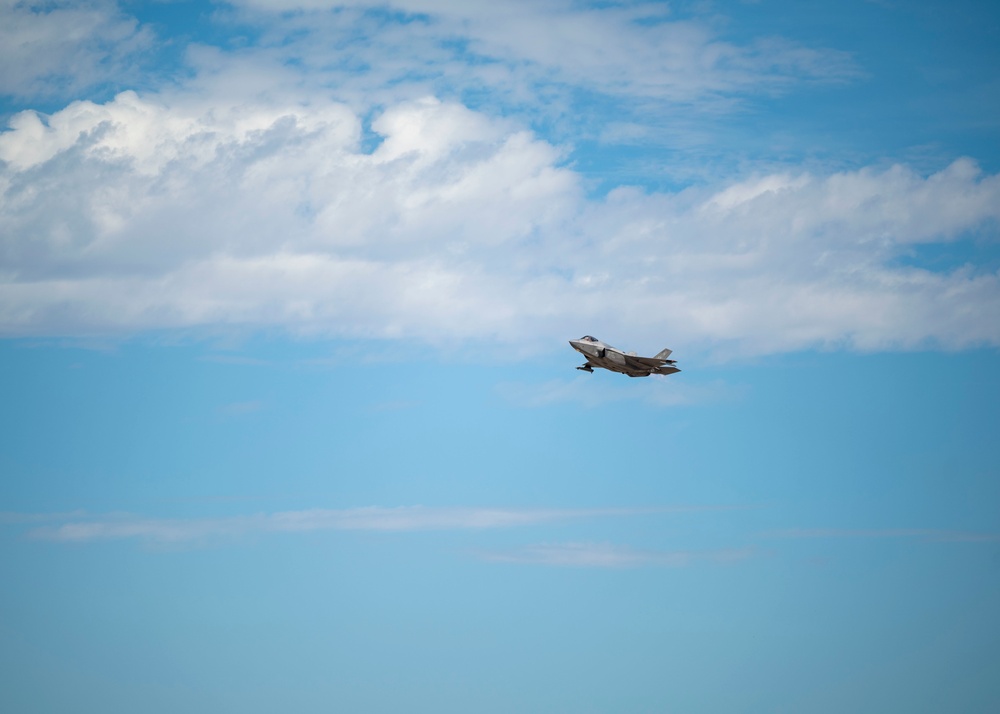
[623,354,681,376]
[623,355,669,370]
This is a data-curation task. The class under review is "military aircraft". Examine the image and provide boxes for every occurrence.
[569,336,680,378]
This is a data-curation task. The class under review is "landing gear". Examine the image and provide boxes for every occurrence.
[576,364,594,373]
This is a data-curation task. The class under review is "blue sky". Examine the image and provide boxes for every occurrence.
[1,1,999,712]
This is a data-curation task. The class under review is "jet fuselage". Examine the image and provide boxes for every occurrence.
[569,336,680,378]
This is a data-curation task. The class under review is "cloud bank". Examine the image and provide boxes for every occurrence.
[1,1,997,357]
[2,88,998,355]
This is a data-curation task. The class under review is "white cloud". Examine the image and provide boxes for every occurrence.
[221,0,855,107]
[478,542,756,568]
[1,85,998,355]
[25,505,658,544]
[180,0,858,176]
[0,0,151,98]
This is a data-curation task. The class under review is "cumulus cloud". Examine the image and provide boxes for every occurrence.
[0,0,152,99]
[1,87,998,355]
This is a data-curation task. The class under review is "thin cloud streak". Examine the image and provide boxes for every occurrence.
[23,505,741,544]
[478,542,757,568]
[767,528,1000,543]
[0,510,89,525]
[219,399,265,415]
[228,0,856,105]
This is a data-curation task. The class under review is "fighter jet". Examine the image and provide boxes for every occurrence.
[569,336,680,378]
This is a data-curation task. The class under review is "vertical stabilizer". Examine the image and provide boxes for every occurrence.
[654,348,673,360]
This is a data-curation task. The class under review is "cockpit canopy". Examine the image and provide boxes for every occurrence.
[580,335,599,343]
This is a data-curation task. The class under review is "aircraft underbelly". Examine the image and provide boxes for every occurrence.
[592,357,648,376]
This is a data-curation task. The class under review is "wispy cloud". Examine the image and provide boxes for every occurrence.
[218,399,264,416]
[184,0,859,180]
[0,510,88,525]
[477,542,757,568]
[767,528,1000,543]
[21,505,731,545]
[0,0,153,99]
[225,0,856,107]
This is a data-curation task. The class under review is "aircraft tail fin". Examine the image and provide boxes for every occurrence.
[654,348,673,361]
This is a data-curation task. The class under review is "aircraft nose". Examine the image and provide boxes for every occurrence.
[569,339,596,356]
